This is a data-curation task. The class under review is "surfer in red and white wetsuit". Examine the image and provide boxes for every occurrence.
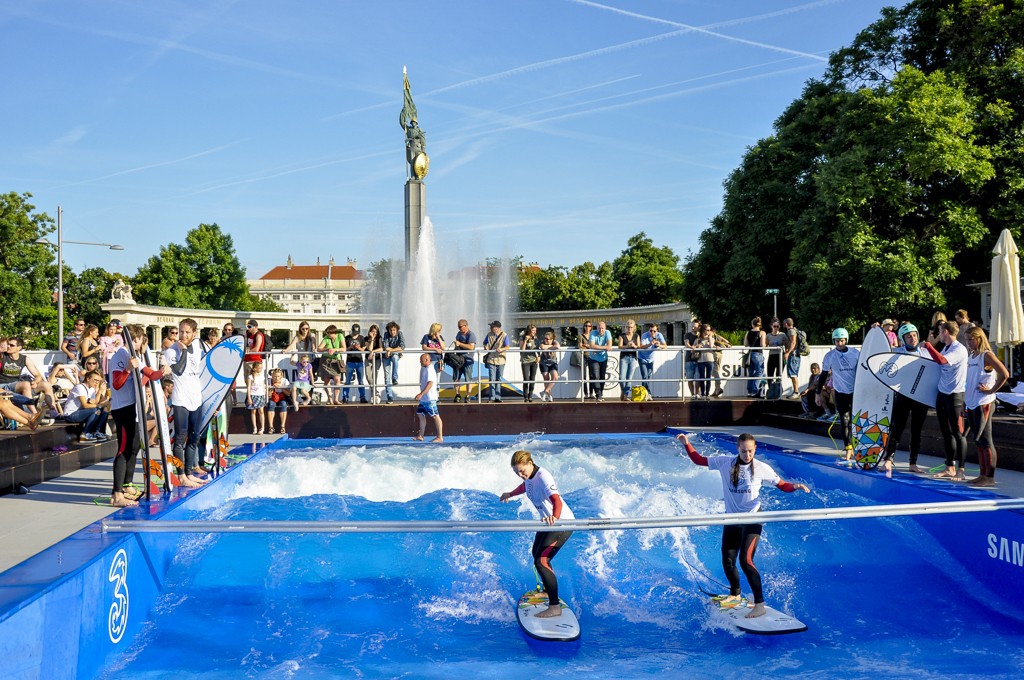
[500,450,575,619]
[676,432,809,618]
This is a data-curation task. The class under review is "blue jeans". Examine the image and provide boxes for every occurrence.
[65,407,109,435]
[172,405,204,473]
[619,354,637,395]
[383,355,400,400]
[344,362,367,401]
[746,350,765,396]
[638,359,654,393]
[586,359,608,398]
[696,362,713,396]
[487,363,504,400]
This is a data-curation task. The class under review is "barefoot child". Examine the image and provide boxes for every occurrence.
[246,360,267,434]
[499,450,574,619]
[108,325,169,507]
[676,432,809,618]
[413,352,443,443]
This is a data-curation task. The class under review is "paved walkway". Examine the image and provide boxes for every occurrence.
[1,430,1021,575]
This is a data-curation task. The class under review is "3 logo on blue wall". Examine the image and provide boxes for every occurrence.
[988,533,1024,567]
[108,548,130,644]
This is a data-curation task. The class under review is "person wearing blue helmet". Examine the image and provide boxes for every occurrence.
[818,327,860,462]
[880,323,932,473]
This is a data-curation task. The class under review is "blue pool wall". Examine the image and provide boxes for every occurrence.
[0,432,1023,679]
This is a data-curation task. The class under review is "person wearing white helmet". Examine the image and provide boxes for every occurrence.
[818,327,860,462]
[880,323,932,473]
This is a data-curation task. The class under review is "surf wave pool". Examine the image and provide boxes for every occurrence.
[8,432,1024,679]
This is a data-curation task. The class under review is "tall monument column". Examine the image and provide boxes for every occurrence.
[401,67,429,268]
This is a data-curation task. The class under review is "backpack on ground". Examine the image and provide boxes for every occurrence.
[630,386,651,402]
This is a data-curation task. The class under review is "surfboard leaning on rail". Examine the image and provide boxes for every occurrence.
[121,328,161,497]
[144,348,174,493]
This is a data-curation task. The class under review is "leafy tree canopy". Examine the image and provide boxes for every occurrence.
[611,232,685,308]
[0,192,58,348]
[681,0,1023,339]
[133,223,280,312]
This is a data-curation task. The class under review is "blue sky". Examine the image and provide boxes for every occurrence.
[3,0,903,279]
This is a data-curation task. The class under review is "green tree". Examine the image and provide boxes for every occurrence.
[132,223,269,311]
[64,267,126,326]
[0,192,58,348]
[683,0,1019,337]
[361,257,402,314]
[611,232,684,307]
[519,262,619,311]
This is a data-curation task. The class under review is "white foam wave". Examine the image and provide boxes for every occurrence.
[199,437,708,507]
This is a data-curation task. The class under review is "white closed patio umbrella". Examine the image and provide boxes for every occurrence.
[989,229,1024,374]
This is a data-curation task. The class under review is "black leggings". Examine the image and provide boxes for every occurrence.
[522,362,538,398]
[532,530,572,606]
[884,394,930,465]
[834,391,854,449]
[967,402,997,478]
[935,391,967,469]
[112,405,138,494]
[722,523,764,603]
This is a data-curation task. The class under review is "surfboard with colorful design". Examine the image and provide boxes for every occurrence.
[852,326,894,470]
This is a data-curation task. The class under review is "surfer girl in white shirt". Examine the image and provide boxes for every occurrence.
[676,432,809,618]
[922,321,969,479]
[818,328,860,463]
[500,450,575,619]
[962,326,1007,486]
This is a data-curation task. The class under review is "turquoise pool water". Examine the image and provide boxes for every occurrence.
[96,433,1024,679]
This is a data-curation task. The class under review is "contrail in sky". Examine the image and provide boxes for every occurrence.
[570,0,829,62]
[53,140,248,189]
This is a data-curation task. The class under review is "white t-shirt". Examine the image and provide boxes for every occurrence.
[524,466,575,520]
[965,352,997,410]
[108,346,136,411]
[822,346,860,394]
[706,454,782,514]
[63,383,95,417]
[163,338,203,411]
[938,340,969,395]
[248,370,267,397]
[419,363,439,403]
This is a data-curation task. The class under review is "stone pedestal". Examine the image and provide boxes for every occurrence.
[404,180,425,267]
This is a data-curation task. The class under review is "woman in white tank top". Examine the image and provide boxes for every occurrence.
[963,327,1008,486]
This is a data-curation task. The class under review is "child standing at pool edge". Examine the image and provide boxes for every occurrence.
[413,352,443,443]
[676,432,808,618]
[500,450,575,619]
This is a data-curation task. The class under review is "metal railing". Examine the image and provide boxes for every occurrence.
[24,344,803,405]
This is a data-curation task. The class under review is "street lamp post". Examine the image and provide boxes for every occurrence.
[36,205,124,343]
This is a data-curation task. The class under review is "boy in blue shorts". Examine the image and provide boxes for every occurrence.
[414,353,443,443]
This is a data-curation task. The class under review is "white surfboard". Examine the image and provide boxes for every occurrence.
[711,596,806,635]
[516,589,580,642]
[851,327,894,470]
[198,335,244,434]
[866,352,940,408]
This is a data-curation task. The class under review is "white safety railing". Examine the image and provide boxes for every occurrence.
[102,498,1024,534]
[26,343,827,404]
